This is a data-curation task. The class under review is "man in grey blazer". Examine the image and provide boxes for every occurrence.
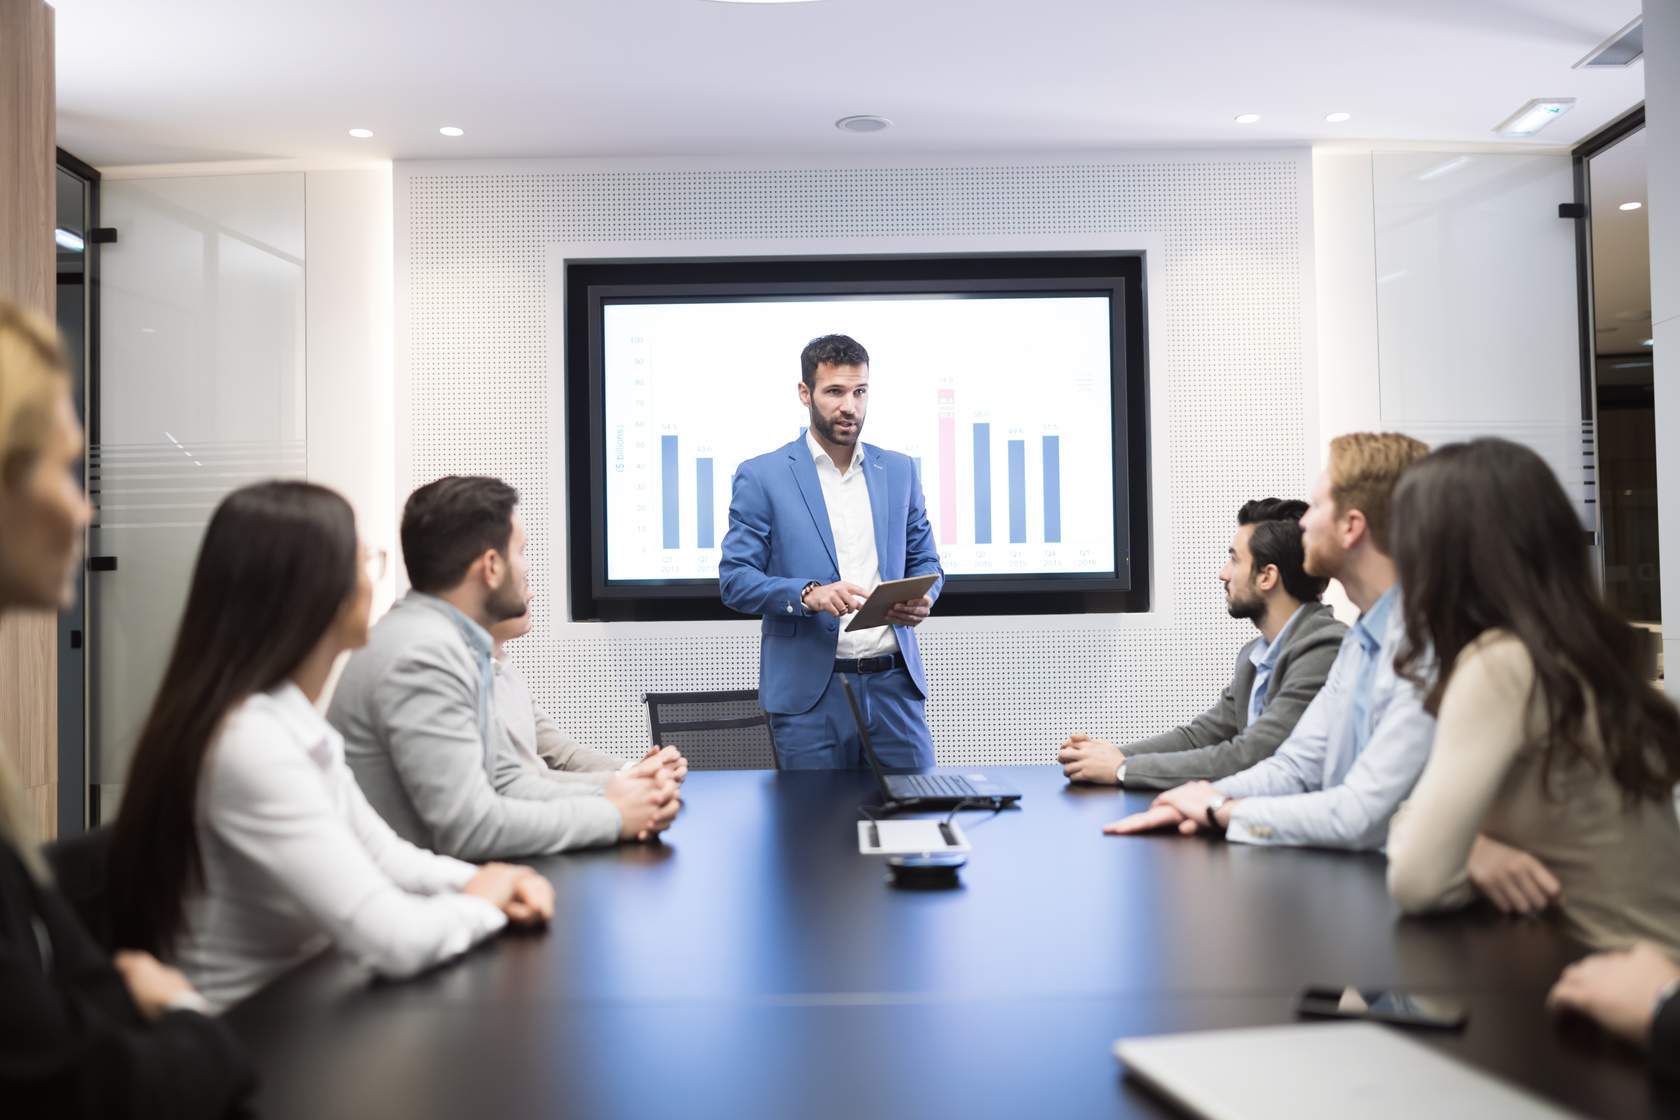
[330,476,682,861]
[1059,499,1346,791]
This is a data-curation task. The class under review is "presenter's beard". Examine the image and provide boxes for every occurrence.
[809,409,861,446]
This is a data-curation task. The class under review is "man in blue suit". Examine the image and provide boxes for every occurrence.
[720,334,944,769]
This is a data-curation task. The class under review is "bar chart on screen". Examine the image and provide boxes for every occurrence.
[603,295,1118,583]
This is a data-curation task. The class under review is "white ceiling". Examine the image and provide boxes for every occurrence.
[53,0,1645,168]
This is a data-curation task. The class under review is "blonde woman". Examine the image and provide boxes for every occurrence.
[0,302,252,1116]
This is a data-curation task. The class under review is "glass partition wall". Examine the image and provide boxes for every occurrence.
[54,151,96,834]
[1580,116,1659,681]
[85,173,307,822]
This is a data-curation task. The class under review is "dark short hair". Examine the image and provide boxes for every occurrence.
[1237,498,1324,603]
[800,334,869,388]
[401,475,519,592]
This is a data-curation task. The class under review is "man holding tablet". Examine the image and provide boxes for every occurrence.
[720,334,944,769]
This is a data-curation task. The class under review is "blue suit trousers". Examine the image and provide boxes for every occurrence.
[768,666,934,770]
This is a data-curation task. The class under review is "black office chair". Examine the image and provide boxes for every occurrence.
[644,689,779,771]
[43,825,115,951]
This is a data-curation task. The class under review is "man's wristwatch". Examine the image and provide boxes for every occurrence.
[1205,793,1230,831]
[1654,976,1680,1028]
[799,581,821,609]
[1114,762,1127,787]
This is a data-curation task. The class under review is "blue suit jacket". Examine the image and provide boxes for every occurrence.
[719,438,944,715]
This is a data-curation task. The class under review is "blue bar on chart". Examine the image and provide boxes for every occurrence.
[696,457,715,548]
[972,424,992,544]
[1007,439,1027,544]
[661,435,679,549]
[1043,436,1061,544]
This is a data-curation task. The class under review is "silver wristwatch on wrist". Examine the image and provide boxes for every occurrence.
[1205,793,1229,830]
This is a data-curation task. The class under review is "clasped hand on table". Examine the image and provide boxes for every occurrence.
[1102,781,1237,836]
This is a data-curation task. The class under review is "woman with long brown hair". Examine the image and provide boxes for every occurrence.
[1386,437,1680,953]
[108,481,555,1011]
[0,301,252,1116]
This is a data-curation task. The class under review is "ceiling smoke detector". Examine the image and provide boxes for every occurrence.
[836,115,892,134]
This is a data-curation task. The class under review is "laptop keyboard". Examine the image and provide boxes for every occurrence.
[896,773,979,799]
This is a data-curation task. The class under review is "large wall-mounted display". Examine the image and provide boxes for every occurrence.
[563,254,1150,621]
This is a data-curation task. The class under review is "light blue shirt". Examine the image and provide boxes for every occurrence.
[1214,587,1435,849]
[1345,587,1399,759]
[1245,603,1308,727]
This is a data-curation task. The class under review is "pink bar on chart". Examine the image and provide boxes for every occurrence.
[937,389,957,544]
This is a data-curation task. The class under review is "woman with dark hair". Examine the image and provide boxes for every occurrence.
[0,301,251,1116]
[1386,437,1680,954]
[108,481,555,1012]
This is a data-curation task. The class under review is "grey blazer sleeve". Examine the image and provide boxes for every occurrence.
[1122,623,1345,791]
[374,646,622,859]
[533,704,623,774]
[1118,644,1253,761]
[490,727,607,800]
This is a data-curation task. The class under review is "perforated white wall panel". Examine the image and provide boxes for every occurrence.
[397,154,1312,767]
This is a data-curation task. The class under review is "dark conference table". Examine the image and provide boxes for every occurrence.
[225,767,1675,1119]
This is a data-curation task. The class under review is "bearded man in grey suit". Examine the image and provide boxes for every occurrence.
[1058,498,1346,791]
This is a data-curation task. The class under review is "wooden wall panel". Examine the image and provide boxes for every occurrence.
[0,0,59,842]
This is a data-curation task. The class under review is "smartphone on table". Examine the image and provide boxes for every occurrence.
[1296,986,1469,1031]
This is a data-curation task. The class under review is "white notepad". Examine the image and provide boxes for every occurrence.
[856,819,971,855]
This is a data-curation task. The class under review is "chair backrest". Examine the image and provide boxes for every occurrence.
[43,825,114,951]
[644,690,778,771]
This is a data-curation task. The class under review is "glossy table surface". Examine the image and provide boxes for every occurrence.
[225,768,1676,1118]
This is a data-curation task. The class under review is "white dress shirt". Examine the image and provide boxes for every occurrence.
[176,683,508,1012]
[807,429,898,660]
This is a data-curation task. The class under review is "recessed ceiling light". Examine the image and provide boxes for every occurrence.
[1619,201,1643,211]
[835,114,892,133]
[439,126,465,137]
[348,128,374,139]
[1324,112,1351,123]
[1493,98,1575,136]
[54,228,84,252]
[1233,113,1261,125]
[1644,338,1656,347]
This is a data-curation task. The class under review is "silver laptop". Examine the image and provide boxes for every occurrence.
[1113,1022,1582,1120]
[837,676,1020,810]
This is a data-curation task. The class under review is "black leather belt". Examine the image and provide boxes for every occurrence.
[833,652,906,675]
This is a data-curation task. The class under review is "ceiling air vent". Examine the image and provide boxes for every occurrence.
[1575,18,1643,69]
